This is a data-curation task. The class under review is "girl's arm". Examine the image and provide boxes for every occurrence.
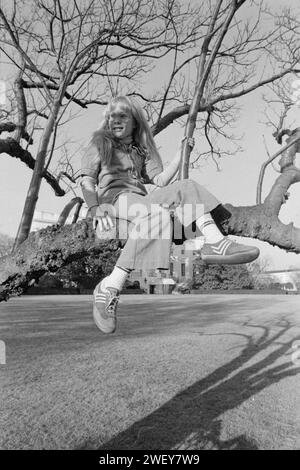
[80,176,99,217]
[80,140,102,217]
[80,137,114,231]
[152,137,194,187]
[80,176,114,231]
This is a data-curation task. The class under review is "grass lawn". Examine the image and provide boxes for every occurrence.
[0,294,299,450]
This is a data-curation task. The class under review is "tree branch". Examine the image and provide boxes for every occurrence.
[0,138,65,196]
[151,103,208,135]
[0,220,121,301]
[0,121,33,143]
[0,7,53,101]
[208,67,300,108]
[57,197,83,226]
[263,166,300,214]
[256,133,300,204]
[1,196,300,302]
[21,80,89,108]
[226,202,300,253]
[12,58,28,144]
[153,67,300,137]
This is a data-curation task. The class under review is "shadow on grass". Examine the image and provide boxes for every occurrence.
[96,319,300,450]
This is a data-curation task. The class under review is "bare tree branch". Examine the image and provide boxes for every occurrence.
[256,132,300,204]
[0,121,32,143]
[0,138,65,196]
[57,196,83,225]
[208,67,300,108]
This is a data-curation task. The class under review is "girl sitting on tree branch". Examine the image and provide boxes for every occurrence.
[80,96,259,333]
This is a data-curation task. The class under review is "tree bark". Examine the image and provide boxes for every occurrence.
[227,203,300,252]
[12,61,28,144]
[13,98,62,249]
[0,220,121,302]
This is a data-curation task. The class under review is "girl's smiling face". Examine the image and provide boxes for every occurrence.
[108,103,135,140]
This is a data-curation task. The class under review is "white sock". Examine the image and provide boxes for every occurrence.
[196,213,224,244]
[102,266,131,291]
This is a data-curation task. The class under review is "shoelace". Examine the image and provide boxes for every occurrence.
[106,292,119,318]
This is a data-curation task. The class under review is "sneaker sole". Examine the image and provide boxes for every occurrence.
[201,248,259,265]
[93,287,116,334]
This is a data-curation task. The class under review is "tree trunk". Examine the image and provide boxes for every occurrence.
[13,99,61,249]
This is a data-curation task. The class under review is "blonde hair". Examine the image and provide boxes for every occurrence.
[91,95,162,166]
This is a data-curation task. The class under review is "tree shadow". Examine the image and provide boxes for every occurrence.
[95,319,300,450]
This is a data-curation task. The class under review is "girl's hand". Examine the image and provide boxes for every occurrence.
[92,206,115,232]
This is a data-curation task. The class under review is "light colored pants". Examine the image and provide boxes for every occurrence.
[110,179,221,271]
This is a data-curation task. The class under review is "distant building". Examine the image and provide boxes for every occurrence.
[32,209,87,232]
[258,269,300,291]
[32,211,61,231]
[129,238,203,293]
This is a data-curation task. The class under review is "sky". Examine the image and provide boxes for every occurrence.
[0,0,300,270]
